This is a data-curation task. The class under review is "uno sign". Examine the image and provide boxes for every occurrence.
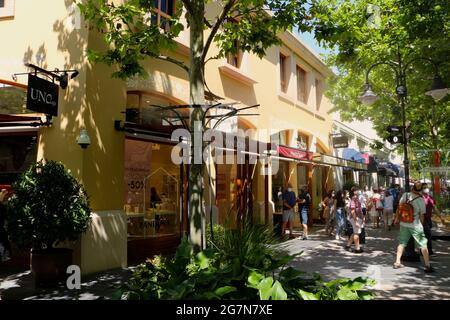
[26,74,59,116]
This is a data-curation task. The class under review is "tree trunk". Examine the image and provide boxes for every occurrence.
[188,2,206,252]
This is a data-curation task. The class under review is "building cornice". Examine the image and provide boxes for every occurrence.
[278,31,333,78]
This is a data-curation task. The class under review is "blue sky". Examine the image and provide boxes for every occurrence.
[296,29,332,58]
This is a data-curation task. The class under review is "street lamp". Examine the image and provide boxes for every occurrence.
[359,55,449,192]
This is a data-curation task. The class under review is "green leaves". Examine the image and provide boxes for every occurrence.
[6,160,92,249]
[120,222,375,300]
[247,271,288,300]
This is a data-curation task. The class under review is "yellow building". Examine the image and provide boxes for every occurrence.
[0,0,336,274]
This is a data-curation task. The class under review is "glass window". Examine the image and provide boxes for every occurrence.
[124,139,180,238]
[0,0,14,18]
[0,80,29,115]
[227,39,242,68]
[296,66,307,103]
[315,79,322,111]
[0,134,37,185]
[152,0,176,32]
[280,54,288,93]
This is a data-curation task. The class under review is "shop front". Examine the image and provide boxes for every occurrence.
[273,145,314,229]
[215,133,262,228]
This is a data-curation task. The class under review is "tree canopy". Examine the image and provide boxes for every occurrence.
[311,0,450,170]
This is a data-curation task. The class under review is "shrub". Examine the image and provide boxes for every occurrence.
[6,160,92,249]
[119,220,375,300]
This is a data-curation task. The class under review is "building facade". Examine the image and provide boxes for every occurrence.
[1,1,341,274]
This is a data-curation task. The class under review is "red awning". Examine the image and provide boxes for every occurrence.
[277,145,313,161]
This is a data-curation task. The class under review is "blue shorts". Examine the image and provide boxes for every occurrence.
[300,207,308,225]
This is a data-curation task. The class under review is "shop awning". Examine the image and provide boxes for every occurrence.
[313,153,368,171]
[377,161,398,177]
[342,148,366,163]
[277,145,313,161]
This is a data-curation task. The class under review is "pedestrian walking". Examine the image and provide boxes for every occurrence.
[324,190,335,236]
[368,189,383,228]
[422,184,445,256]
[393,181,433,273]
[345,187,364,253]
[333,190,346,240]
[297,185,311,240]
[281,184,296,240]
[383,190,394,231]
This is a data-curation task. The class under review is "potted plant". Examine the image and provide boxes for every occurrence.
[6,160,91,287]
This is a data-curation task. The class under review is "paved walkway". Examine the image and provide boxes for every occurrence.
[1,225,449,300]
[281,224,450,300]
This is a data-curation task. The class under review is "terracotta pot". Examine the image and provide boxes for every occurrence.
[30,248,73,288]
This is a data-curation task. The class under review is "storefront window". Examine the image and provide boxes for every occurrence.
[124,138,180,238]
[0,134,37,184]
[216,163,238,225]
[273,161,288,213]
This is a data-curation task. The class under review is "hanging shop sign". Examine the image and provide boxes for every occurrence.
[26,74,59,116]
[332,135,349,148]
[277,145,313,161]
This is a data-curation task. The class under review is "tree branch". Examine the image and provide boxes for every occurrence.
[143,52,190,73]
[202,0,238,64]
[180,0,194,15]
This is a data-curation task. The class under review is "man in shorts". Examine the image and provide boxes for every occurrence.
[393,181,433,273]
[282,184,296,239]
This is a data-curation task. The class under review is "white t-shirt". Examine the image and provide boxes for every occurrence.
[399,192,425,229]
[384,195,394,210]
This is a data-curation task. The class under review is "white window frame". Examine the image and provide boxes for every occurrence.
[0,0,15,18]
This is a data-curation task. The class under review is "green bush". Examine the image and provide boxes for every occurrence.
[6,160,92,249]
[119,220,375,300]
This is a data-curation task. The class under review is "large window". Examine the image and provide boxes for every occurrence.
[279,53,288,93]
[296,66,307,103]
[315,79,322,111]
[0,134,37,185]
[0,0,14,18]
[227,39,242,68]
[124,139,181,238]
[152,0,176,32]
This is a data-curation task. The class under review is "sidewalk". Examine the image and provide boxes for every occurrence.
[0,266,136,300]
[1,225,449,300]
[280,224,450,300]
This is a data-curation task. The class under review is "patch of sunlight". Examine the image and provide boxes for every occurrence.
[78,292,100,300]
[0,279,20,290]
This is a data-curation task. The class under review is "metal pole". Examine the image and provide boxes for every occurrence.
[401,95,410,192]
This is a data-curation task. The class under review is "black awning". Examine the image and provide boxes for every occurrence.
[377,161,398,177]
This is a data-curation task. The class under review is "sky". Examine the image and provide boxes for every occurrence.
[296,29,332,58]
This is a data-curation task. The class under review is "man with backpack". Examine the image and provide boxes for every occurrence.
[393,181,433,273]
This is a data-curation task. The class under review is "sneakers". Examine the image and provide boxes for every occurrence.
[353,248,363,254]
[335,235,340,240]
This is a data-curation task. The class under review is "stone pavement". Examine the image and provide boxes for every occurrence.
[280,224,450,300]
[1,224,449,300]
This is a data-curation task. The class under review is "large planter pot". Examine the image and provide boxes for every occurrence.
[31,248,73,288]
